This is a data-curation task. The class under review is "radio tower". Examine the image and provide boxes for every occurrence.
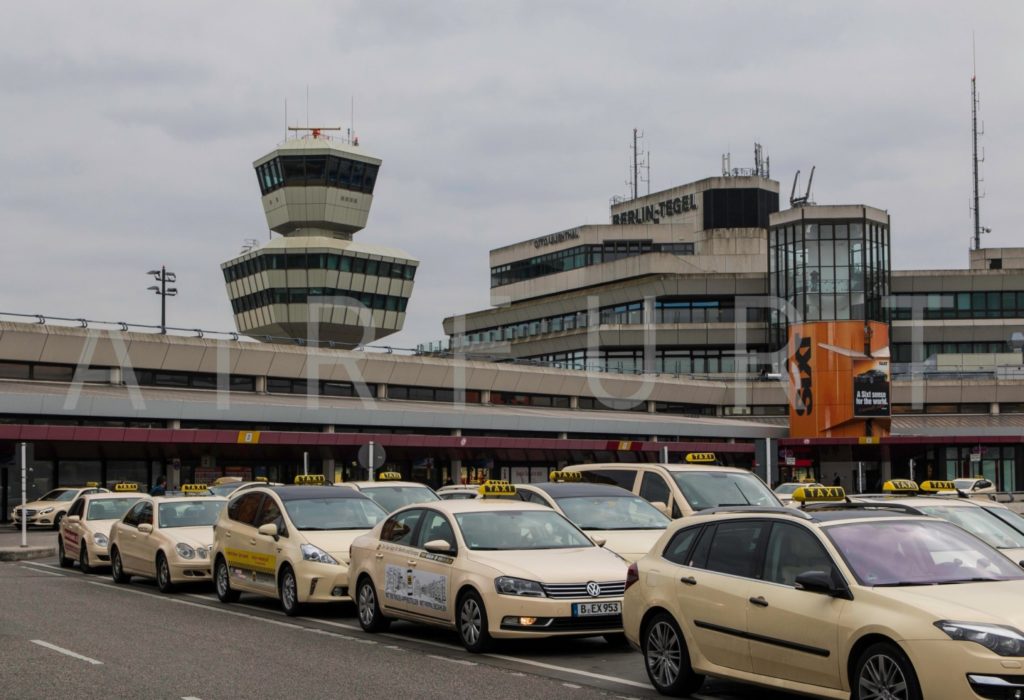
[971,44,987,251]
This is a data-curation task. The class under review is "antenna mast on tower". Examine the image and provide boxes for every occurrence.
[971,40,989,251]
[628,129,649,200]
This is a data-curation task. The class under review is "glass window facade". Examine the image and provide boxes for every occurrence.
[255,154,379,196]
[223,253,416,283]
[230,288,409,315]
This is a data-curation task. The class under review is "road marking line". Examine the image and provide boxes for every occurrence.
[20,565,64,577]
[483,653,651,690]
[428,654,477,666]
[563,683,582,689]
[21,561,62,571]
[181,696,202,699]
[30,640,103,665]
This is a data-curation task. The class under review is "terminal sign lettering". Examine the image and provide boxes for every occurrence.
[612,194,698,225]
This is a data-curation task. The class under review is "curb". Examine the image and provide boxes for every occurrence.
[0,547,56,562]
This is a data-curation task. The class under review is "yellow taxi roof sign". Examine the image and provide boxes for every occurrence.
[479,480,517,497]
[792,485,846,503]
[685,452,718,464]
[882,479,920,494]
[294,474,327,485]
[254,476,269,483]
[376,471,403,481]
[84,481,100,488]
[181,483,209,493]
[114,482,139,492]
[549,470,583,482]
[920,480,957,493]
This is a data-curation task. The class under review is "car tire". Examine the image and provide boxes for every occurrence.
[603,632,629,647]
[52,513,64,531]
[457,590,493,653]
[58,536,74,569]
[214,556,240,603]
[852,641,922,700]
[111,547,131,584]
[279,564,302,617]
[642,612,704,696]
[156,553,175,593]
[356,576,391,632]
[79,543,94,574]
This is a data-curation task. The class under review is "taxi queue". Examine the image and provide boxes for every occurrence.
[41,461,1024,700]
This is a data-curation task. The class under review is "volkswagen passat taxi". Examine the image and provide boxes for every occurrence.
[625,485,1024,699]
[109,493,227,591]
[211,479,387,615]
[12,485,108,529]
[340,472,441,512]
[350,481,628,652]
[517,472,669,561]
[58,486,144,573]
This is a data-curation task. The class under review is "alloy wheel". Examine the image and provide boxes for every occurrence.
[460,597,482,646]
[858,653,909,700]
[646,620,682,688]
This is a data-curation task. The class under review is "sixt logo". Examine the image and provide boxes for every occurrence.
[791,334,813,416]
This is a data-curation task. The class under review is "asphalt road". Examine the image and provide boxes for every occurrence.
[0,557,811,700]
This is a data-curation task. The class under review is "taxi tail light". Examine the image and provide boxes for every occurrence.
[625,562,639,591]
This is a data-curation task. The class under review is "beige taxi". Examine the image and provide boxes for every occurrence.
[774,481,824,507]
[564,453,780,519]
[437,484,484,500]
[211,478,387,615]
[625,485,1024,699]
[849,480,1024,565]
[516,472,669,561]
[108,493,227,592]
[12,485,108,529]
[350,481,629,652]
[58,486,145,573]
[340,472,441,512]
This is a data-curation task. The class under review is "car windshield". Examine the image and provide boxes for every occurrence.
[915,504,1024,550]
[440,492,478,500]
[455,510,593,550]
[284,498,386,531]
[209,483,250,497]
[954,479,981,491]
[554,495,669,530]
[984,506,1024,535]
[827,519,1024,586]
[672,471,780,510]
[87,498,142,521]
[774,484,803,495]
[364,486,440,512]
[158,500,224,528]
[41,489,78,502]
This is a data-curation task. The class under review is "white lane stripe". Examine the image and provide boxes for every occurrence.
[428,654,477,666]
[21,561,63,571]
[20,565,64,577]
[181,697,202,699]
[30,640,103,665]
[483,653,651,690]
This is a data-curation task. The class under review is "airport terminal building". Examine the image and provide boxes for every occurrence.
[2,136,1023,514]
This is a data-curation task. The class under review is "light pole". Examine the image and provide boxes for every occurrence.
[147,266,178,334]
[1010,332,1024,367]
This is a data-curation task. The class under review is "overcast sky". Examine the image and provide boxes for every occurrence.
[1,1,1021,349]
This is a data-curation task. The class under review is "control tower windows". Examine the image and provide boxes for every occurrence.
[255,155,380,196]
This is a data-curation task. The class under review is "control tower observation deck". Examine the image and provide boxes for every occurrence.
[221,127,418,346]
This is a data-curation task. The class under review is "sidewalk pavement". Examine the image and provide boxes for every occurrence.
[0,526,58,561]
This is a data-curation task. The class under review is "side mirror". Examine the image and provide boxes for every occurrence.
[795,570,852,600]
[66,515,81,524]
[424,539,455,555]
[258,523,279,539]
[138,523,153,534]
[591,536,607,548]
[651,501,671,518]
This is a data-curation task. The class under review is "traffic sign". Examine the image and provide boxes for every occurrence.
[358,442,386,470]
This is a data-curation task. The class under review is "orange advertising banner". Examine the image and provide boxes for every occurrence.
[788,321,891,439]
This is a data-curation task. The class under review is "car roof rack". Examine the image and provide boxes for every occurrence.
[699,506,813,520]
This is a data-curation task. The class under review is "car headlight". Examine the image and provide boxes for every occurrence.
[92,533,108,547]
[196,546,209,560]
[300,543,339,565]
[39,507,54,514]
[494,576,546,597]
[176,543,196,560]
[935,621,1024,656]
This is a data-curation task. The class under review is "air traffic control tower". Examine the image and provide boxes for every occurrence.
[221,127,418,346]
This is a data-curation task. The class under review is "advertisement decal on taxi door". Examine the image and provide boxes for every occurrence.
[383,565,449,612]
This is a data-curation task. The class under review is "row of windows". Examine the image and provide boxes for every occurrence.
[490,240,694,288]
[255,155,379,196]
[231,288,410,315]
[455,297,764,348]
[889,291,1024,320]
[891,342,1014,363]
[223,252,416,283]
[388,385,482,404]
[266,378,377,398]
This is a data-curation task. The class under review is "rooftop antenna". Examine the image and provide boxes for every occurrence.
[628,129,649,200]
[790,166,815,207]
[971,34,989,251]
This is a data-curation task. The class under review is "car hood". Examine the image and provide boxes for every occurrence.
[18,499,62,510]
[583,529,663,563]
[878,579,1024,627]
[83,518,120,537]
[301,530,369,563]
[467,547,627,583]
[164,526,216,549]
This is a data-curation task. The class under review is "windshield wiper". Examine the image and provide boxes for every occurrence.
[872,581,938,587]
[937,577,1003,584]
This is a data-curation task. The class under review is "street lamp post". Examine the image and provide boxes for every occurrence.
[147,266,178,334]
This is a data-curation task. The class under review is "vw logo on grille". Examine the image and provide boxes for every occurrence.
[586,581,602,597]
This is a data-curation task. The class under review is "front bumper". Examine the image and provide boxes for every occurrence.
[169,558,214,583]
[11,510,56,527]
[294,562,353,603]
[488,595,623,639]
[905,639,1024,700]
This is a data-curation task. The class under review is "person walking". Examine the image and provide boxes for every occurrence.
[150,475,167,496]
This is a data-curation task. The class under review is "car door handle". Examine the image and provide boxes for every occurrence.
[375,553,384,560]
[749,596,769,607]
[680,576,697,585]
